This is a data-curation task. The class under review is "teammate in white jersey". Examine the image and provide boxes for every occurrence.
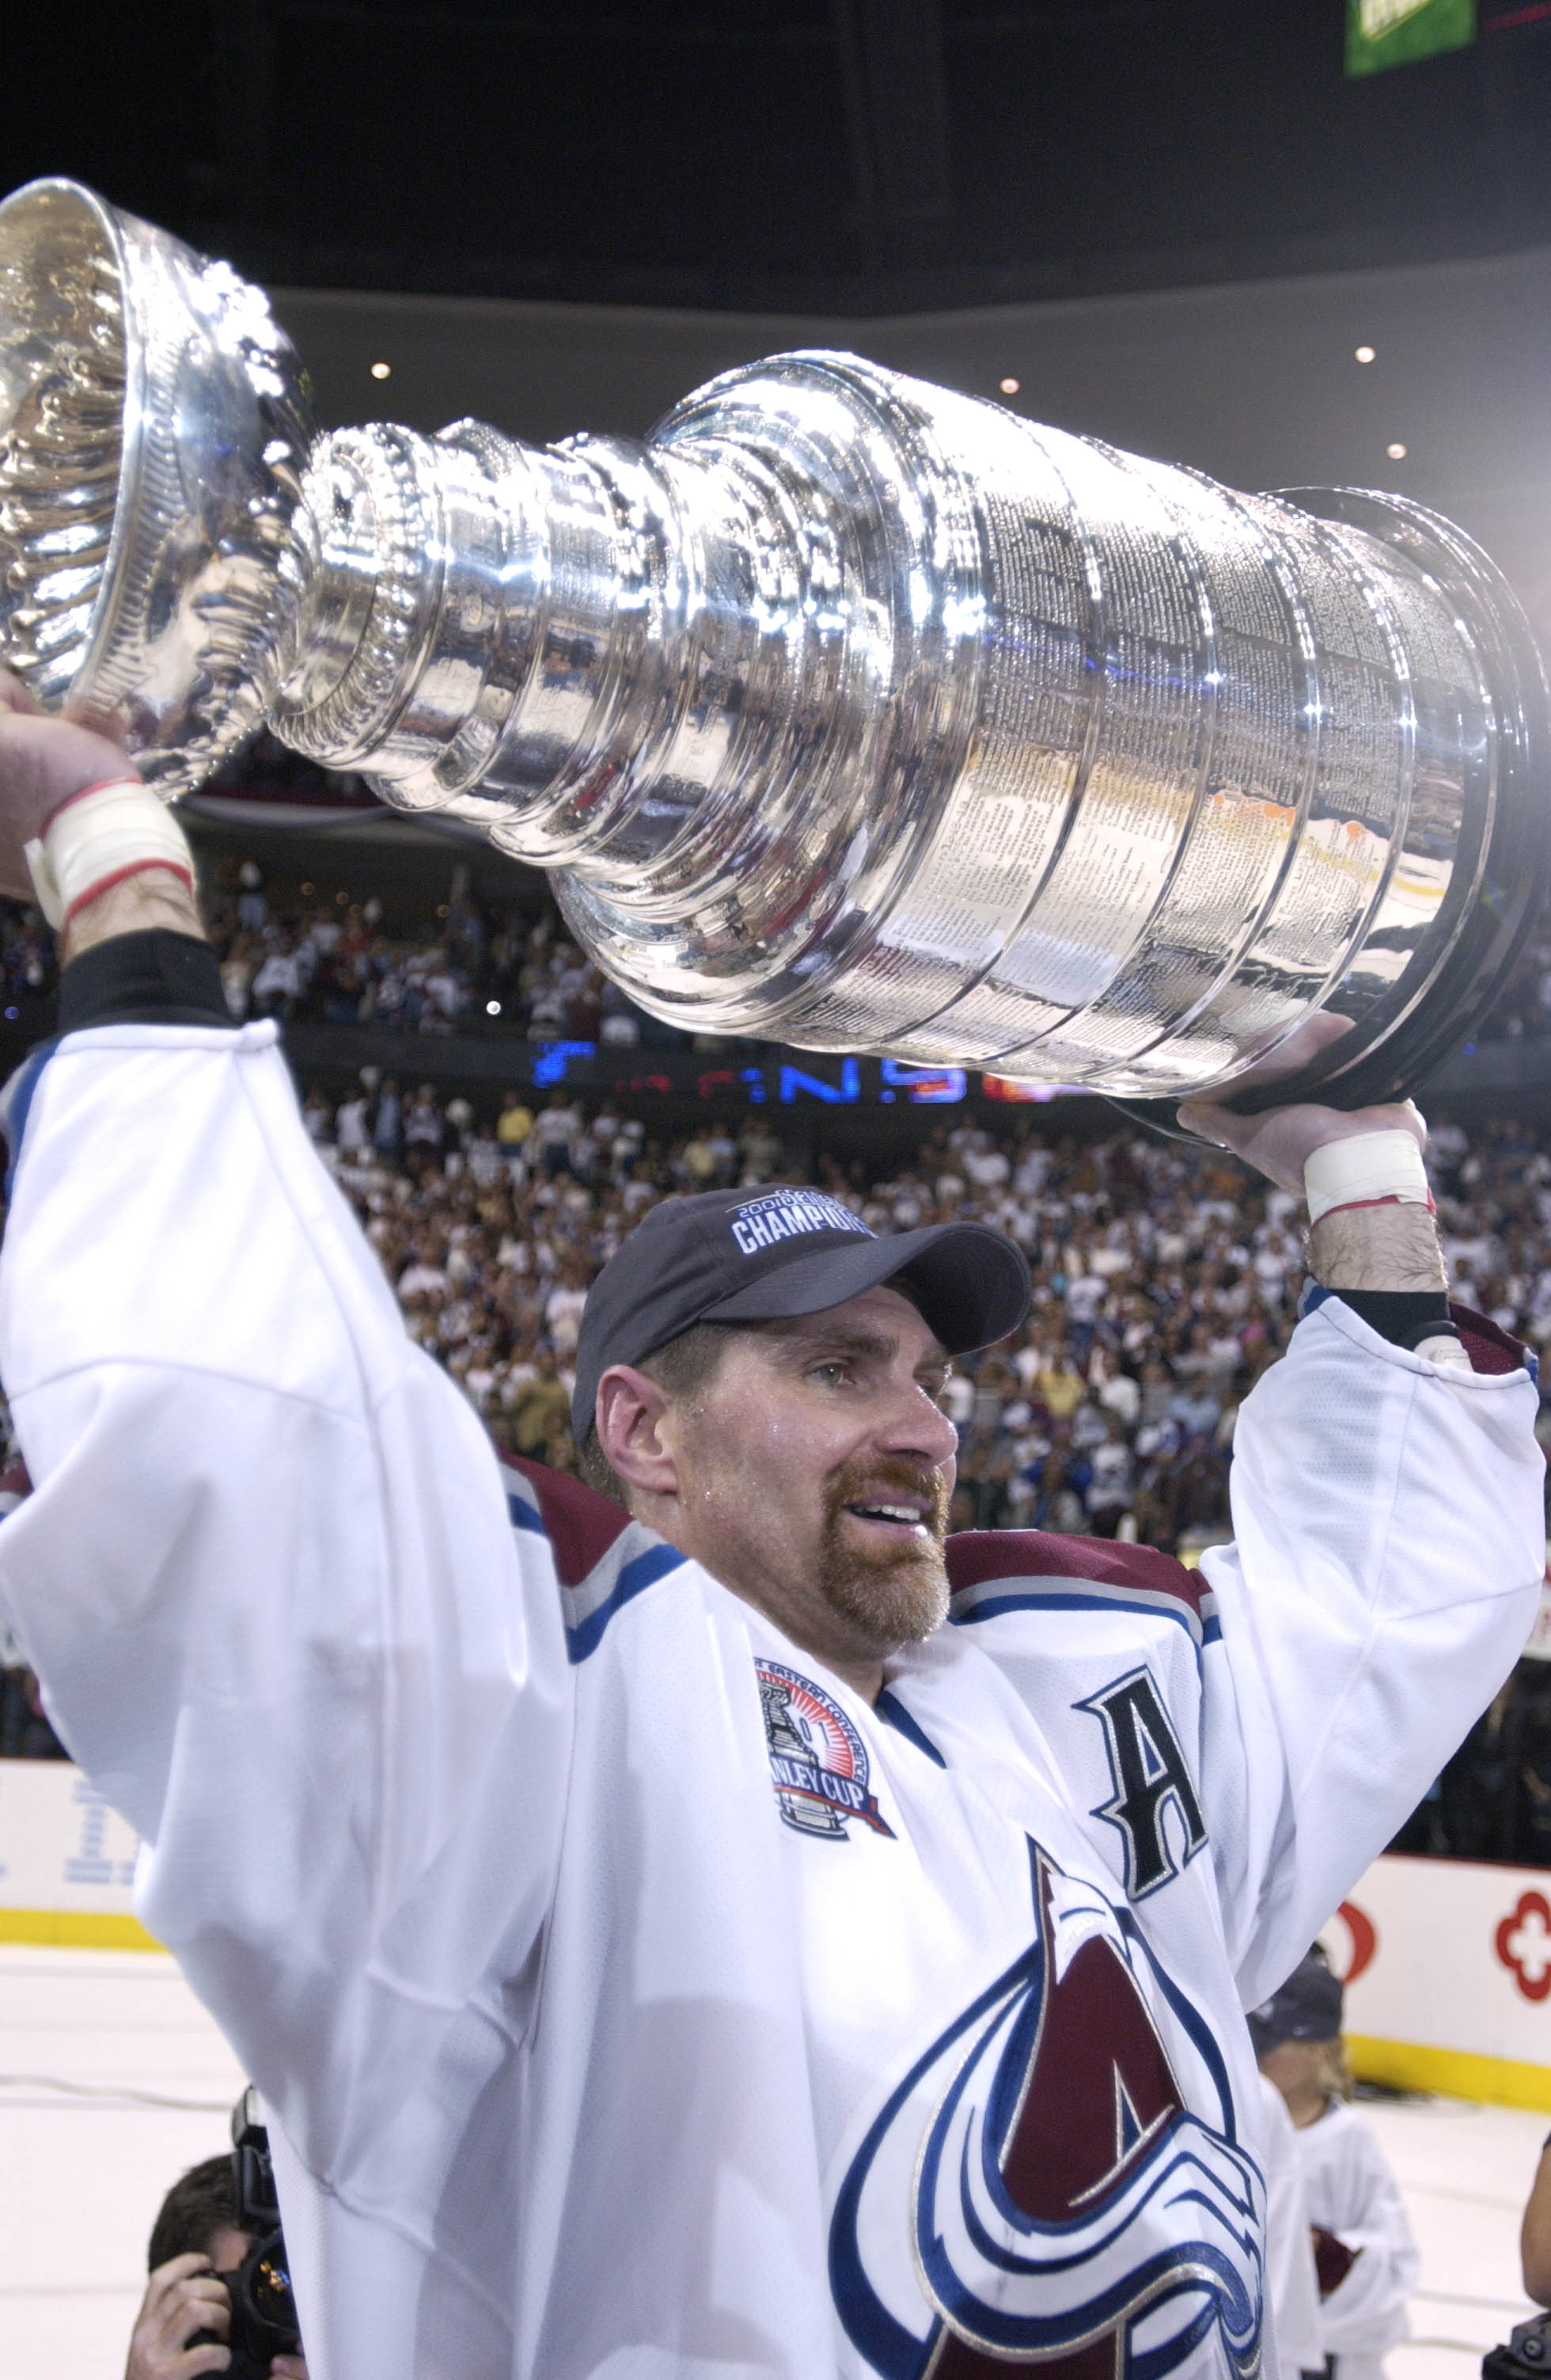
[0,676,1542,2380]
[1253,1955,1419,2380]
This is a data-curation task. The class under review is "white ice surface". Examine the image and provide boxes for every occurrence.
[0,1944,245,2378]
[1367,2090,1547,2380]
[0,1941,1545,2378]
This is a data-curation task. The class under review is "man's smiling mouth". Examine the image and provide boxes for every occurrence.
[845,1501,931,1532]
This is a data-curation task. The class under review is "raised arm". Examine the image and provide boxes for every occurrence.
[1177,1039,1545,2002]
[0,680,574,2180]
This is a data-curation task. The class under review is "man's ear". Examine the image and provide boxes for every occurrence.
[595,1364,682,1502]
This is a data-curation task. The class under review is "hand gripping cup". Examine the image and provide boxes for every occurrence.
[2,176,1545,1103]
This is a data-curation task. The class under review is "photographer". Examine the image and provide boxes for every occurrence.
[126,2155,307,2380]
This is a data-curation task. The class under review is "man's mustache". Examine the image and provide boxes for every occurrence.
[823,1455,950,1544]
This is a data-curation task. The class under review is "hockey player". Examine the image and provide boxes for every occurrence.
[0,677,1541,2380]
[1253,1955,1420,2380]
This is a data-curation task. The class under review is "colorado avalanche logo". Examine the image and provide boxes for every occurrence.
[830,1844,1264,2379]
[757,1659,895,1841]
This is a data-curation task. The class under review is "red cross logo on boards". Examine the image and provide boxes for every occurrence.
[1496,1890,1551,2003]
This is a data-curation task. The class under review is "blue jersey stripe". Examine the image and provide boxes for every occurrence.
[502,1489,686,1659]
[876,1688,947,1768]
[564,1543,688,1663]
[950,1586,1220,1651]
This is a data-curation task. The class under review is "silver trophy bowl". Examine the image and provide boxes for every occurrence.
[0,179,313,796]
[2,176,1545,1103]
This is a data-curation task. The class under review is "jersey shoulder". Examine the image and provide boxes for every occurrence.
[495,1452,690,1663]
[945,1527,1220,1654]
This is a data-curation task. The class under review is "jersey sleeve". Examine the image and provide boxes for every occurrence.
[0,1019,576,2182]
[1200,1291,1544,2007]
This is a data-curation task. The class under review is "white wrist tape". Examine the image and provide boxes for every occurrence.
[1303,1128,1432,1225]
[23,777,194,932]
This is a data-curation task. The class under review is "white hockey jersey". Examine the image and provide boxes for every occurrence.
[1296,2097,1420,2380]
[0,1018,1541,2380]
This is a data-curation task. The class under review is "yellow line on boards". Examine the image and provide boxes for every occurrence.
[0,1908,162,1951]
[1348,2032,1551,2113]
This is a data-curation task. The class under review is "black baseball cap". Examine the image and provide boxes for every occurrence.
[1246,1952,1344,2054]
[571,1183,1030,1442]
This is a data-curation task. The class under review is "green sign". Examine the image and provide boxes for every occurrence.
[1345,0,1476,75]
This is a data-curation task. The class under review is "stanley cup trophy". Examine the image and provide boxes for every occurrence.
[2,176,1546,1105]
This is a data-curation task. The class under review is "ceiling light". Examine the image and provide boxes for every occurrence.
[1355,346,1375,364]
[486,999,502,1015]
[1386,442,1407,460]
[999,377,1020,396]
[370,361,392,381]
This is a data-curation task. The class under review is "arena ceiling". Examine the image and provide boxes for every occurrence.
[6,1,1551,316]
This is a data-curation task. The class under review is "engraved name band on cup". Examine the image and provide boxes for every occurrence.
[23,776,195,931]
[1303,1130,1432,1227]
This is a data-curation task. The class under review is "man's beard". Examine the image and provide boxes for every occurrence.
[815,1453,951,1651]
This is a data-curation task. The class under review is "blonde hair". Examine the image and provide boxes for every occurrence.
[1317,2037,1354,2101]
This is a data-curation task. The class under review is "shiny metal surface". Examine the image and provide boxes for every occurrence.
[0,180,313,796]
[1,180,1544,1097]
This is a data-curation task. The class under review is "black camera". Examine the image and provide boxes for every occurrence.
[1485,2315,1551,2380]
[188,2087,302,2380]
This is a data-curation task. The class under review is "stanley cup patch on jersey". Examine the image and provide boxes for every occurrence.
[757,1658,896,1841]
[829,1842,1263,2380]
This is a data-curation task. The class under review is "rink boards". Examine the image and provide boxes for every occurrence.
[1322,1853,1551,2111]
[0,1759,155,1950]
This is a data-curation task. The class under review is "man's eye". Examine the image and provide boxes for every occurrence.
[812,1361,851,1385]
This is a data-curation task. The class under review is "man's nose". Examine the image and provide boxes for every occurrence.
[876,1375,960,1467]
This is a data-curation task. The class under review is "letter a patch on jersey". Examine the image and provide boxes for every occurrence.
[1078,1666,1208,1900]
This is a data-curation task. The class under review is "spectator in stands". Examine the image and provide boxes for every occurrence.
[507,1344,573,1468]
[497,1090,534,1157]
[334,1084,371,1161]
[533,1093,579,1177]
[1086,1414,1137,1540]
[544,1260,590,1357]
[372,1076,402,1163]
[1034,1335,1086,1423]
[1089,1341,1140,1428]
[250,934,309,1020]
[403,1083,446,1161]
